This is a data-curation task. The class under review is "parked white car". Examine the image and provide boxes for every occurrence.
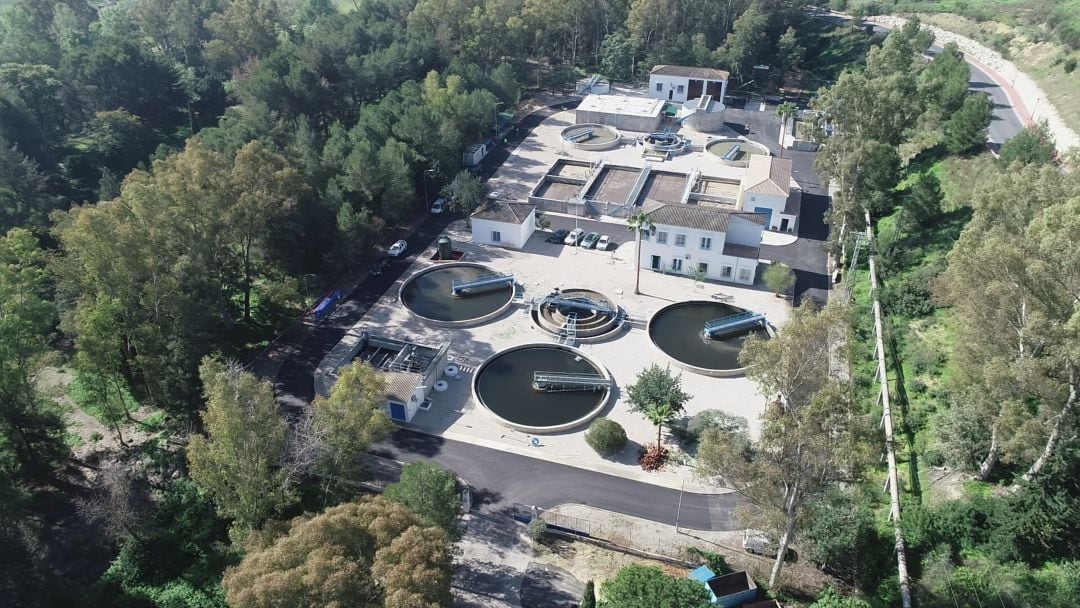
[431,197,448,214]
[596,235,611,251]
[388,240,408,257]
[564,228,585,246]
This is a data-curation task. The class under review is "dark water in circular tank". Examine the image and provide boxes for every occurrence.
[401,266,513,322]
[648,301,769,371]
[475,346,608,428]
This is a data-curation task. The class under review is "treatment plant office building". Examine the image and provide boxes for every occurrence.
[639,205,766,285]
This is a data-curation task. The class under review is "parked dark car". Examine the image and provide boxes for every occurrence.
[545,229,570,244]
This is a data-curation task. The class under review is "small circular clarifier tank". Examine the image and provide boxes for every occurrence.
[472,344,612,433]
[399,262,515,327]
[437,236,453,260]
[561,123,621,151]
[705,138,770,166]
[647,300,770,377]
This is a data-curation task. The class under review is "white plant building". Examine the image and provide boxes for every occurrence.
[649,65,729,103]
[737,155,799,232]
[470,201,537,249]
[638,205,765,285]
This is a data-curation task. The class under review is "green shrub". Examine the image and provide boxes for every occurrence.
[527,517,548,541]
[685,410,749,445]
[1064,57,1077,73]
[585,418,627,456]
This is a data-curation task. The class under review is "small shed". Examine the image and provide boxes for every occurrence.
[470,201,537,249]
[688,567,759,607]
[463,143,488,167]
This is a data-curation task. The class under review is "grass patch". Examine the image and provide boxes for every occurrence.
[69,371,140,427]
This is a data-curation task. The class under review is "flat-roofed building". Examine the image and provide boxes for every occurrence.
[575,94,665,133]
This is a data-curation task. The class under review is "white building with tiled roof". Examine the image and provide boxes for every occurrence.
[649,65,729,104]
[638,204,765,285]
[738,155,799,232]
[470,201,537,249]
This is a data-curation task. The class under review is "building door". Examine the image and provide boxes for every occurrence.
[389,402,407,422]
[688,79,703,100]
[753,206,773,228]
[668,89,673,100]
[650,255,662,270]
[780,217,790,232]
[671,258,683,272]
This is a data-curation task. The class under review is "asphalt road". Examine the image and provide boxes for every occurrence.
[367,428,740,531]
[817,13,1026,150]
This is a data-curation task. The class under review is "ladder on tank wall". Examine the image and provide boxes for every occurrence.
[532,371,611,392]
[702,311,766,340]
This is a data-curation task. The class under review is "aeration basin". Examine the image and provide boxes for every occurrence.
[472,344,612,433]
[399,263,515,327]
[647,301,771,377]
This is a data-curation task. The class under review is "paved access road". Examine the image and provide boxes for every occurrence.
[368,428,741,531]
[817,13,1025,150]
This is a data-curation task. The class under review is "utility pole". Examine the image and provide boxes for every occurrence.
[674,471,686,534]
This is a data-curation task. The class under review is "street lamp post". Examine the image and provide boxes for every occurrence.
[494,102,504,138]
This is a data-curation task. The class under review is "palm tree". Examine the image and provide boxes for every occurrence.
[777,101,798,158]
[643,402,678,450]
[626,211,654,295]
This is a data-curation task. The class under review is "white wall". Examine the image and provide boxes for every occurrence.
[637,223,754,284]
[725,215,765,247]
[471,213,535,249]
[648,76,728,104]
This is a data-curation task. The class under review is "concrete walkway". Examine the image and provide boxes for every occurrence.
[454,513,531,608]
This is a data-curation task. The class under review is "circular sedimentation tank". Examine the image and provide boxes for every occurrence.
[399,262,515,327]
[561,123,621,151]
[472,344,612,433]
[647,300,770,377]
[531,288,624,342]
[638,131,691,156]
[705,138,770,166]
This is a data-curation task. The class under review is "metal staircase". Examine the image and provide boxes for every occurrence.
[532,371,611,392]
[557,313,578,346]
[451,273,515,296]
[702,311,766,340]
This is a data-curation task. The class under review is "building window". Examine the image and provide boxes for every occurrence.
[698,262,708,274]
[700,237,712,250]
[721,265,733,278]
[655,82,663,92]
[675,234,686,247]
[656,231,668,244]
[671,258,683,272]
[677,84,684,93]
[738,268,752,281]
[750,196,756,202]
[641,231,650,241]
[491,230,501,242]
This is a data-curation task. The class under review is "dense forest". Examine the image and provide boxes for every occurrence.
[1,0,1076,607]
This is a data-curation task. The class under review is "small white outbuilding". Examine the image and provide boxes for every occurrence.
[470,201,537,249]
